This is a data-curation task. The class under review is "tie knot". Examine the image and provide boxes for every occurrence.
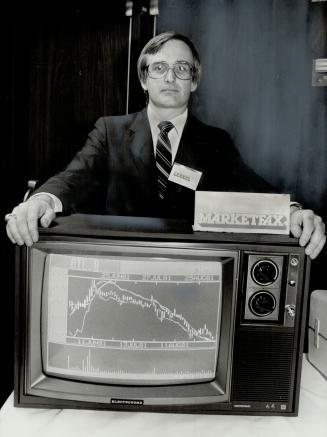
[158,121,174,134]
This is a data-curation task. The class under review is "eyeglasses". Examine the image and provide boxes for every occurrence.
[146,61,194,80]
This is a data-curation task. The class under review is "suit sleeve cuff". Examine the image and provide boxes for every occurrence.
[29,192,63,213]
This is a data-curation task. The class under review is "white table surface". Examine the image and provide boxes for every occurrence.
[1,355,326,437]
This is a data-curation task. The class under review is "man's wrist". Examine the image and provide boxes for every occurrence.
[29,193,63,213]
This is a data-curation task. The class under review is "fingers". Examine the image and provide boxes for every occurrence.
[39,207,56,229]
[290,209,311,241]
[304,216,326,260]
[308,235,326,260]
[6,217,18,245]
[290,210,326,259]
[6,203,38,246]
[10,205,33,246]
[290,222,302,239]
[5,198,56,246]
[290,209,315,247]
[298,211,315,248]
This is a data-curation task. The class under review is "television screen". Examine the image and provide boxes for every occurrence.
[43,253,223,385]
[16,214,310,415]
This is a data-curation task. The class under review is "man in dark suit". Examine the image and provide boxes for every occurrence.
[5,32,326,259]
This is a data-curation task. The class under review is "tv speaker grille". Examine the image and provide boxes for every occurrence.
[231,330,295,402]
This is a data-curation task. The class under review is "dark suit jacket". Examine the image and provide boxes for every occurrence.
[36,108,275,221]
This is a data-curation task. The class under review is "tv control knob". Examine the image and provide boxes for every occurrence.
[249,291,276,317]
[285,304,296,318]
[290,258,299,267]
[251,259,279,286]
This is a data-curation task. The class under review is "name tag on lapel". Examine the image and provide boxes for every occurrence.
[168,163,202,191]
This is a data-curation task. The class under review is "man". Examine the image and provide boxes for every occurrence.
[5,32,326,259]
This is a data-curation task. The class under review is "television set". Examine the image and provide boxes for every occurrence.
[15,214,311,416]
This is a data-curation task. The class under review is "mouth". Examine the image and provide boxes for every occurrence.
[161,88,179,93]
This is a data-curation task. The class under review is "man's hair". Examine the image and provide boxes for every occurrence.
[137,31,202,85]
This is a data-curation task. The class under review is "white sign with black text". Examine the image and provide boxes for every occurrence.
[193,192,291,234]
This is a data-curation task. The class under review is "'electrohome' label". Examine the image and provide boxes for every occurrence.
[193,192,290,234]
[111,398,144,406]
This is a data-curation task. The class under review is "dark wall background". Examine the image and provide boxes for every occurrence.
[157,0,327,216]
[1,0,326,405]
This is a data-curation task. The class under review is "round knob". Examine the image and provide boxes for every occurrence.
[251,260,279,286]
[249,291,276,317]
[285,304,296,318]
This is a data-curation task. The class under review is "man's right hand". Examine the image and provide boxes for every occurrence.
[5,195,56,246]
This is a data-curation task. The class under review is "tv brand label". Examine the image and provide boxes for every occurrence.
[233,403,252,409]
[111,398,144,406]
[194,192,291,235]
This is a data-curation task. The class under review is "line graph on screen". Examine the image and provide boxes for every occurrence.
[45,254,222,383]
[68,276,216,342]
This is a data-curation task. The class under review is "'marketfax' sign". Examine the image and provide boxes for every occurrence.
[193,192,290,234]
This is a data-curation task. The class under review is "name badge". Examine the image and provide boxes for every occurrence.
[168,163,202,191]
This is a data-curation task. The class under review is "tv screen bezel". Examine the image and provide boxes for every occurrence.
[23,237,239,408]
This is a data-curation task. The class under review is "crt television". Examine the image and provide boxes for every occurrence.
[15,214,311,416]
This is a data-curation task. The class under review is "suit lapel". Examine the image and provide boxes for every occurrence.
[123,108,159,207]
[174,114,203,171]
[127,108,153,166]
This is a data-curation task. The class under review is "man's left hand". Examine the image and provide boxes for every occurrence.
[290,209,326,259]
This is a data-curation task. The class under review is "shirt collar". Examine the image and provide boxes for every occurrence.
[147,104,188,138]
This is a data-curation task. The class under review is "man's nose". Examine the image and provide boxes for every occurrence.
[164,68,176,82]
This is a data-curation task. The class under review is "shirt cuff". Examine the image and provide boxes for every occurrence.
[29,192,63,213]
[290,202,303,211]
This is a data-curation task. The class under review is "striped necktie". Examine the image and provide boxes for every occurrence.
[156,121,174,200]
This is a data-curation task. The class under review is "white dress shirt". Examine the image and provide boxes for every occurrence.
[147,105,188,163]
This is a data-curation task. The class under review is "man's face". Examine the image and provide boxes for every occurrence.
[141,39,198,113]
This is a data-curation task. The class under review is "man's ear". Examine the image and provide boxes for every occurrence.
[191,81,198,93]
[140,79,148,91]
